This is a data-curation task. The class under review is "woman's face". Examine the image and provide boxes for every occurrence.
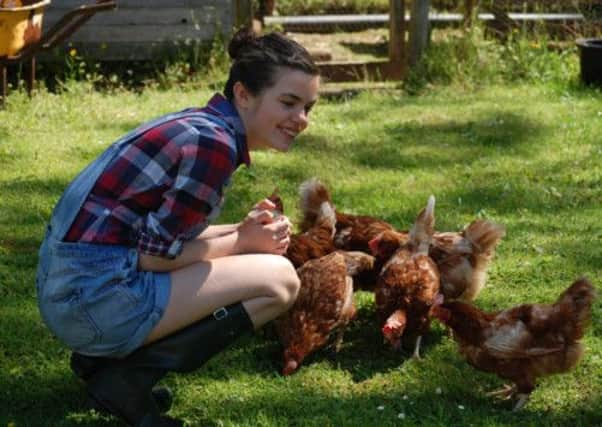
[236,68,320,152]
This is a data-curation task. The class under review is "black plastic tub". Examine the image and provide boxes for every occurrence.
[576,38,602,86]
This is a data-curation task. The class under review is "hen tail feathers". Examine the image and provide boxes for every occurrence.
[410,195,436,254]
[337,250,375,276]
[463,220,506,259]
[555,278,596,340]
[298,178,336,232]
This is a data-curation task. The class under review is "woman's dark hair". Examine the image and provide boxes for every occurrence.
[223,28,319,101]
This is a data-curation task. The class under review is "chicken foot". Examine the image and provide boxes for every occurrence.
[324,327,346,355]
[484,383,530,410]
[486,384,516,399]
[332,328,345,353]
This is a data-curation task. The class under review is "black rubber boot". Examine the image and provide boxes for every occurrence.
[84,302,254,426]
[71,352,174,413]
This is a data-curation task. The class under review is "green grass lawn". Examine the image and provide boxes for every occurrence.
[0,80,600,426]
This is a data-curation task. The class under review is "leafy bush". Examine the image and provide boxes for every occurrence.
[404,26,580,94]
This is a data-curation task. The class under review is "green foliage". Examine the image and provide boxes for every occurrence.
[32,29,232,95]
[404,26,581,94]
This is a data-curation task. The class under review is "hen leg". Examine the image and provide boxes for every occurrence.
[411,336,422,359]
[511,378,535,411]
[333,328,345,353]
[512,393,530,411]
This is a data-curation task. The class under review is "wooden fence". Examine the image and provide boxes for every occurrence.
[43,0,252,60]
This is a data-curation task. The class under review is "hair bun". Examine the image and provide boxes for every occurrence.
[228,27,257,60]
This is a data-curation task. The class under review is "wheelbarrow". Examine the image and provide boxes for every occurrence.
[0,0,117,107]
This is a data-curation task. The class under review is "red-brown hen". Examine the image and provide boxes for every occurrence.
[273,180,338,268]
[299,180,504,298]
[372,195,440,358]
[431,278,596,410]
[275,250,375,375]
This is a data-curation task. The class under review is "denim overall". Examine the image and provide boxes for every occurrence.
[35,111,210,358]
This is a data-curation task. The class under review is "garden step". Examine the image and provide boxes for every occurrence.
[318,81,401,99]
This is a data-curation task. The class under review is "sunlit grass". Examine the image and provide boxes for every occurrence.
[0,79,600,426]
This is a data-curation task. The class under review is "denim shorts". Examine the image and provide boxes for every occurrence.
[36,230,171,358]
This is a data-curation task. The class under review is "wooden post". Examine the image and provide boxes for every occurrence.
[408,0,430,67]
[464,0,475,27]
[389,0,406,73]
[1,64,6,109]
[234,0,253,29]
[26,56,36,98]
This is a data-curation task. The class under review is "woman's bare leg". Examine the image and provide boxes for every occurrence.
[144,254,300,343]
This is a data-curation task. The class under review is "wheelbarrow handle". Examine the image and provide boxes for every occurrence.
[40,1,118,51]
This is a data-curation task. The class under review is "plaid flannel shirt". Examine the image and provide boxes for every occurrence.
[64,93,250,259]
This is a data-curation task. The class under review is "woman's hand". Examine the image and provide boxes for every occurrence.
[236,200,291,254]
[249,198,282,223]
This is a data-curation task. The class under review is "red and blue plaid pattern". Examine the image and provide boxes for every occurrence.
[65,94,250,259]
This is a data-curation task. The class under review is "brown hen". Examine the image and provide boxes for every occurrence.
[275,250,375,375]
[372,196,440,358]
[297,179,504,298]
[431,278,596,410]
[284,179,338,268]
[430,219,505,302]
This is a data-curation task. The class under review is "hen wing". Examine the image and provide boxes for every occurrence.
[278,252,354,350]
[483,305,565,359]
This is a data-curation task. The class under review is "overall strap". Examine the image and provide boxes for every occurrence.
[48,110,208,241]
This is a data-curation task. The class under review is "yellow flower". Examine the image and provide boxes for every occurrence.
[69,48,77,57]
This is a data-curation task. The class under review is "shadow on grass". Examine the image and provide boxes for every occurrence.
[202,302,445,385]
[333,308,446,383]
[174,357,602,426]
[1,176,67,202]
[296,110,545,173]
[0,302,109,425]
[2,296,600,426]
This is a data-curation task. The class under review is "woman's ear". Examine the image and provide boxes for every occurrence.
[233,81,252,109]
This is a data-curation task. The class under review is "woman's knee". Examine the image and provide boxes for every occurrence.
[265,255,300,309]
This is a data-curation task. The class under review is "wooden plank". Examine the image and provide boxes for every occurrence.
[317,60,405,82]
[464,0,475,26]
[39,41,216,61]
[388,0,405,64]
[318,81,401,99]
[43,7,229,27]
[234,0,252,28]
[47,0,226,9]
[408,0,429,67]
[30,1,238,60]
[40,24,220,43]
